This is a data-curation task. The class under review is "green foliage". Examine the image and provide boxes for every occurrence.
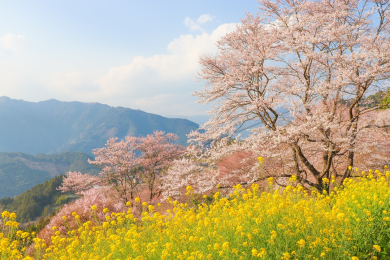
[366,87,390,109]
[0,175,64,223]
[339,88,390,109]
[24,210,57,235]
[0,151,99,199]
[379,87,390,110]
[55,195,68,205]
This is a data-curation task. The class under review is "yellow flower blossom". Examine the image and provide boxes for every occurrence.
[0,167,388,260]
[1,210,10,219]
[257,157,265,164]
[289,175,297,183]
[297,239,305,248]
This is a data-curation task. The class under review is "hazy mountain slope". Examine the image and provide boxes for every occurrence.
[0,175,65,223]
[164,115,211,126]
[0,97,199,156]
[0,151,99,199]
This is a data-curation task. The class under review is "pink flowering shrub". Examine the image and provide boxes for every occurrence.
[57,171,101,194]
[37,131,184,247]
[37,187,126,245]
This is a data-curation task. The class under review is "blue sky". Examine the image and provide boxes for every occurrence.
[0,1,258,119]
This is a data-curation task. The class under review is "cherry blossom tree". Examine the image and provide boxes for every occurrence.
[87,135,140,202]
[57,171,101,195]
[137,131,185,202]
[60,131,184,203]
[354,108,390,169]
[181,0,390,193]
[162,157,218,199]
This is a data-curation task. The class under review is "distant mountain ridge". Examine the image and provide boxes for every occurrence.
[164,115,211,126]
[0,97,199,156]
[0,151,100,199]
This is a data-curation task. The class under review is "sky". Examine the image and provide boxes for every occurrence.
[0,1,259,119]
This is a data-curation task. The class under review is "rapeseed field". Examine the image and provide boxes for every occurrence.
[1,168,390,259]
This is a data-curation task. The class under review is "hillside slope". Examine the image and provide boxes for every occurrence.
[0,175,65,223]
[0,151,99,199]
[0,97,199,156]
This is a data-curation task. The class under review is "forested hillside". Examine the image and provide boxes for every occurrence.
[0,151,99,199]
[0,175,67,223]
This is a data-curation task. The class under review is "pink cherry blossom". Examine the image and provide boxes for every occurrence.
[174,0,390,194]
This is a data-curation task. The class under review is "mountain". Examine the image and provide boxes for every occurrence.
[164,115,211,126]
[0,151,99,200]
[166,107,291,139]
[0,97,199,156]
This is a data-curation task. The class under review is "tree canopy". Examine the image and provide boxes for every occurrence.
[164,0,390,196]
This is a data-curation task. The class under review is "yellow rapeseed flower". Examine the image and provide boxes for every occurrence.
[4,167,385,260]
[222,242,229,250]
[322,178,329,185]
[282,252,291,260]
[297,239,305,248]
[1,210,10,219]
[289,175,297,183]
[252,248,258,256]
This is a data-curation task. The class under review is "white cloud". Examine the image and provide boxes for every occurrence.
[184,14,216,32]
[46,72,100,95]
[0,33,27,51]
[5,23,238,116]
[92,23,237,115]
[197,14,215,24]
